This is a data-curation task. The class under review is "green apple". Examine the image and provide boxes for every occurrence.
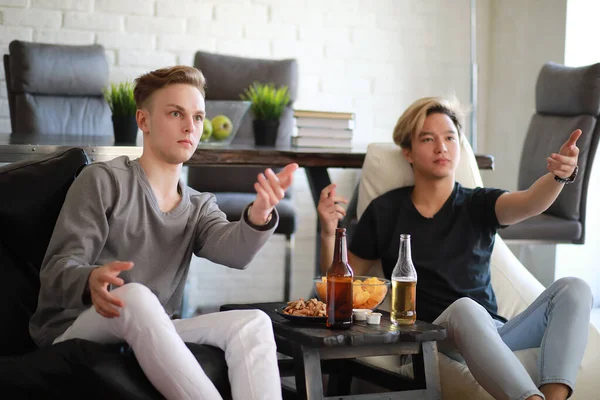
[211,115,233,141]
[200,118,213,142]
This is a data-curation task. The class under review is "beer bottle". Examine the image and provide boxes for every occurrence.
[391,234,417,325]
[326,228,354,329]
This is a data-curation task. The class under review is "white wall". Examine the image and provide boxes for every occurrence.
[0,0,482,311]
[554,0,600,306]
[480,0,567,190]
[480,0,567,292]
[483,0,600,306]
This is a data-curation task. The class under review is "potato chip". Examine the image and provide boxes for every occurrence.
[354,291,370,305]
[363,298,380,309]
[316,276,389,310]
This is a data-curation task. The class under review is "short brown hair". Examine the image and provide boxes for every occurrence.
[133,65,206,109]
[392,96,466,150]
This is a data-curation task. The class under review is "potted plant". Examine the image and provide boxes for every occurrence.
[104,82,138,144]
[241,82,290,146]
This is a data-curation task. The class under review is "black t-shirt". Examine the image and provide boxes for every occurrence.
[349,182,508,323]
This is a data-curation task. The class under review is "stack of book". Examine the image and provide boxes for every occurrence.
[292,110,355,148]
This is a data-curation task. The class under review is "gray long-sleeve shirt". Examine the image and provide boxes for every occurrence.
[29,156,277,347]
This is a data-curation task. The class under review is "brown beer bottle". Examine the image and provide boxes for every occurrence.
[326,228,354,329]
[391,234,417,325]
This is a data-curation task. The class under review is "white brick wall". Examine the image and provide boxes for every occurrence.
[155,0,213,19]
[0,0,478,312]
[0,25,33,44]
[243,23,295,41]
[97,31,155,49]
[125,15,185,34]
[187,21,243,40]
[0,0,26,7]
[33,29,94,45]
[214,3,268,25]
[95,0,154,16]
[64,11,123,31]
[118,49,176,67]
[217,38,270,58]
[2,8,62,28]
[31,0,93,12]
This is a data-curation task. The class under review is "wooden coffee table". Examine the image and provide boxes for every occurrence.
[220,302,447,400]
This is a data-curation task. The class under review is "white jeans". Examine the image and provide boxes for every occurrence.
[54,283,282,400]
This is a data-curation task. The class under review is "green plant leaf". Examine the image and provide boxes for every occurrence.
[103,81,137,117]
[240,81,290,122]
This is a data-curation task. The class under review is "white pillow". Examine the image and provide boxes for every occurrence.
[356,139,484,219]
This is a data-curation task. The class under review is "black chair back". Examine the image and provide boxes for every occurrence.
[0,148,89,356]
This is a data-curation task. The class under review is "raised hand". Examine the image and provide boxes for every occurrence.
[317,183,348,237]
[547,129,581,179]
[88,261,134,318]
[250,163,299,225]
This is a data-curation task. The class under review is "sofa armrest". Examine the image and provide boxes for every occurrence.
[490,236,546,319]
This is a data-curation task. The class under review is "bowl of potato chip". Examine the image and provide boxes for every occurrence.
[313,276,391,310]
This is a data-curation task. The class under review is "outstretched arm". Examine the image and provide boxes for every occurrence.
[194,163,299,269]
[495,129,581,226]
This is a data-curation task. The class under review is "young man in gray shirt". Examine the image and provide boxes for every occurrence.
[29,65,297,400]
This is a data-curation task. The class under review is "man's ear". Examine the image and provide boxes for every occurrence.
[136,109,149,134]
[402,147,413,165]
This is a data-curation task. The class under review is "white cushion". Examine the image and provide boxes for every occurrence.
[354,141,600,399]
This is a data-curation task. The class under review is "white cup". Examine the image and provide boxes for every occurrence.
[353,309,372,321]
[366,312,382,325]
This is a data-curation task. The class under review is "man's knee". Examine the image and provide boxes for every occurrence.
[237,309,271,328]
[252,309,273,333]
[112,283,161,314]
[227,310,274,339]
[553,277,593,310]
[445,297,491,325]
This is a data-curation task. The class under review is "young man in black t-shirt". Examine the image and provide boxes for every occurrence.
[318,97,592,400]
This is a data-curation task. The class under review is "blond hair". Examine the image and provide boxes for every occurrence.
[134,65,206,109]
[392,96,466,149]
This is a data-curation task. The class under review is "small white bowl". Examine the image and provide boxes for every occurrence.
[353,309,372,321]
[366,312,382,325]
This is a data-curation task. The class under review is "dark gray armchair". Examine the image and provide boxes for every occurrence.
[188,51,299,301]
[4,40,112,136]
[500,62,600,244]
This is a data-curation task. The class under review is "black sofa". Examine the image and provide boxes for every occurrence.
[0,148,231,399]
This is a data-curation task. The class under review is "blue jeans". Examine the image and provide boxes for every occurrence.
[433,277,593,400]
